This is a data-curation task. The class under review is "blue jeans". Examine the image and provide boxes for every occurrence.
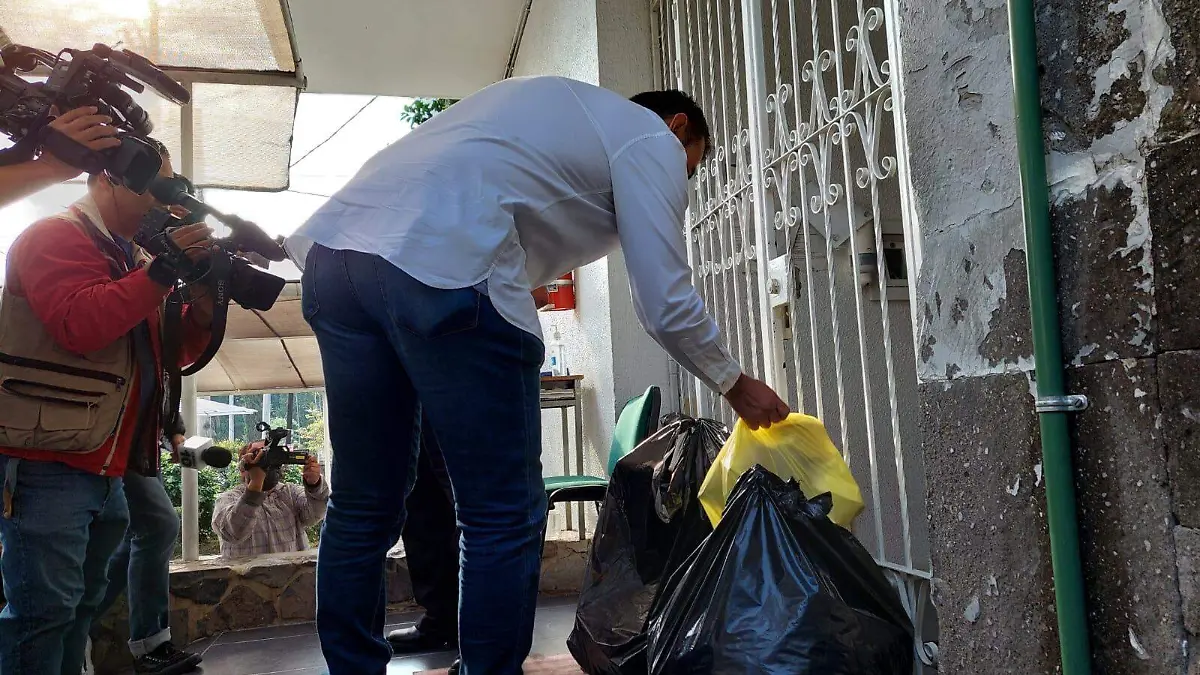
[94,470,179,656]
[304,245,547,675]
[0,456,129,675]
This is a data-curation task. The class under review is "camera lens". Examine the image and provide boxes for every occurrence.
[100,83,153,134]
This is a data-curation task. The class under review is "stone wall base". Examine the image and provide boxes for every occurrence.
[92,539,589,674]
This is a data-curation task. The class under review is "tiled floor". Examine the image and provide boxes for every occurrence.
[184,597,578,675]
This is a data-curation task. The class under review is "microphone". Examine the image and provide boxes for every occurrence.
[200,446,234,469]
[147,176,288,263]
[177,436,234,470]
[148,175,209,216]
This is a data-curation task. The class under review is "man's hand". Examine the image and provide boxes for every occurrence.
[724,374,790,430]
[167,223,214,263]
[240,441,268,492]
[532,286,550,309]
[38,107,121,181]
[302,454,323,487]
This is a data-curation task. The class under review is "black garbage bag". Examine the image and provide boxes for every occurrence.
[567,417,727,675]
[647,465,914,675]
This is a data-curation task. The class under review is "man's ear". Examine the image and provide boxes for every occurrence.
[667,112,689,136]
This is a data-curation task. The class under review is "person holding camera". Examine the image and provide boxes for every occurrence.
[0,139,214,675]
[212,442,330,559]
[0,107,120,208]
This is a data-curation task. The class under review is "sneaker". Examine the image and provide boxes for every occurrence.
[133,643,202,675]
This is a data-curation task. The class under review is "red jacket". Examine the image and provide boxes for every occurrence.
[1,209,211,477]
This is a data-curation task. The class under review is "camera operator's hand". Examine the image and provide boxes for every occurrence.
[170,434,186,463]
[167,223,214,263]
[302,454,323,487]
[240,441,268,492]
[39,107,121,181]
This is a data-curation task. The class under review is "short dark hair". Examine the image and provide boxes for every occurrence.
[631,90,712,158]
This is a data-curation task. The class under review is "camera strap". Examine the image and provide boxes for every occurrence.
[180,252,232,378]
[162,292,186,438]
[161,252,234,436]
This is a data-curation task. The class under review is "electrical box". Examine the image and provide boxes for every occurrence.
[767,254,792,308]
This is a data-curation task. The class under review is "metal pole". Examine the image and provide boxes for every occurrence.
[1007,1,1091,672]
[321,390,333,477]
[180,376,200,561]
[178,80,202,563]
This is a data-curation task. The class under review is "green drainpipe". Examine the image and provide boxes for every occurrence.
[1007,1,1093,673]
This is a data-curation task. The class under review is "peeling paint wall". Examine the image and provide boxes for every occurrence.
[902,0,1200,671]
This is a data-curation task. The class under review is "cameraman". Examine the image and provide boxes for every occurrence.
[212,442,330,559]
[0,107,119,207]
[0,139,213,675]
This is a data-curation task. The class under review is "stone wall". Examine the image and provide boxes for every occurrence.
[901,0,1200,671]
[91,541,588,674]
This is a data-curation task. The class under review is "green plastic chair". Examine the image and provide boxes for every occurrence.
[544,385,662,522]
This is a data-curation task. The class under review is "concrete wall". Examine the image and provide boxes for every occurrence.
[514,0,671,535]
[901,0,1200,671]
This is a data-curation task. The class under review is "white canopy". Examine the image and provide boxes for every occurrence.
[195,281,322,393]
[0,0,301,190]
[196,398,258,417]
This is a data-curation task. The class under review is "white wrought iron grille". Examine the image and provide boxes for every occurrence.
[653,0,937,667]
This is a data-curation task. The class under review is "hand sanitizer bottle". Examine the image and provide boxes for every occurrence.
[547,325,569,377]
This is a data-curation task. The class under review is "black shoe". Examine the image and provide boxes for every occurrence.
[387,626,457,655]
[133,643,202,675]
[448,659,461,675]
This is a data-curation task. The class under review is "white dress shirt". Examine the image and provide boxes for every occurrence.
[287,76,741,394]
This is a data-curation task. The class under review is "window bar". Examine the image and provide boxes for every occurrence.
[740,0,780,396]
[702,0,741,405]
[729,0,763,386]
[883,0,918,571]
[683,0,716,418]
[714,0,752,381]
[828,0,887,559]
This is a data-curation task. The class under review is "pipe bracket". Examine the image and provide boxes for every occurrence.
[1036,394,1089,413]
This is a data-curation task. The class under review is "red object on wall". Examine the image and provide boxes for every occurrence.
[544,272,576,311]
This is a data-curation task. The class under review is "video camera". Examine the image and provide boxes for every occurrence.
[246,422,309,473]
[0,42,188,193]
[136,176,288,314]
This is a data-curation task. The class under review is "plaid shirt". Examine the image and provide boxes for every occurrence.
[212,479,331,559]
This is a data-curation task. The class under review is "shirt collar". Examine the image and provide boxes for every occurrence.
[72,193,118,243]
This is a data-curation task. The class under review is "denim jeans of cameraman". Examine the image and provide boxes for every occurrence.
[0,456,129,675]
[94,470,179,657]
[303,245,547,675]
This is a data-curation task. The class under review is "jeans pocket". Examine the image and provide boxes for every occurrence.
[396,286,482,338]
[376,263,482,339]
[301,246,320,322]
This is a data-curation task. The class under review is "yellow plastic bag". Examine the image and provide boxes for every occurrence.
[699,413,864,529]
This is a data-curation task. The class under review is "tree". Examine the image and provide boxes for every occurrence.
[400,98,458,128]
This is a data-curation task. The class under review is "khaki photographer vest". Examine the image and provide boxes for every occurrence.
[0,211,139,454]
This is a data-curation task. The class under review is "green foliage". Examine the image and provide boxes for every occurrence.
[400,98,458,128]
[295,416,325,452]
